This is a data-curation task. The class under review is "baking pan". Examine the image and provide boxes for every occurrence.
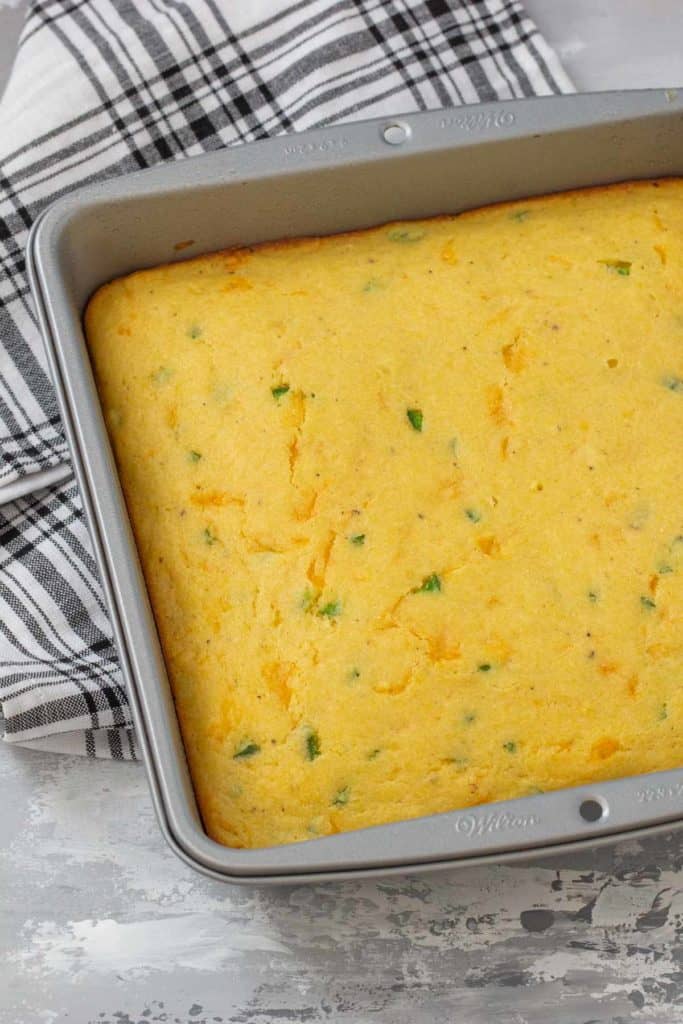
[27,89,683,883]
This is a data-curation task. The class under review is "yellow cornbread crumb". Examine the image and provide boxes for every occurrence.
[85,179,683,849]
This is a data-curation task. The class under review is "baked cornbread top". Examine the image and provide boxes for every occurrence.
[86,179,683,849]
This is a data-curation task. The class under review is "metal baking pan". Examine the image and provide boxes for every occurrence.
[27,89,683,883]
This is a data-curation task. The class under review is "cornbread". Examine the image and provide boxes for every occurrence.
[86,179,683,850]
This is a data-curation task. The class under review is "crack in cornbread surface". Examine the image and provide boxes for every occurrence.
[85,179,683,849]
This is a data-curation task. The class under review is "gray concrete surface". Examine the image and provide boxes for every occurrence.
[2,3,683,1023]
[526,0,683,90]
[0,1,24,99]
[3,745,683,1024]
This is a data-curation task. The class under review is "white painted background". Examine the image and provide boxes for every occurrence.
[2,3,683,1022]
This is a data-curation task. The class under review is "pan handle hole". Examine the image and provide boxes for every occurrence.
[382,122,411,145]
[579,797,608,823]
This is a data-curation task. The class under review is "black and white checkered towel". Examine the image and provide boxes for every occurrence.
[0,0,572,760]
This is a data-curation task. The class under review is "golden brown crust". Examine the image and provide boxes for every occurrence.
[85,178,682,318]
[86,177,683,849]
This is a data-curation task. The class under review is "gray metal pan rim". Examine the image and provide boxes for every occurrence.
[26,88,683,882]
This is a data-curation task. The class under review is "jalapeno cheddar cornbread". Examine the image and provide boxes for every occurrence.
[85,179,683,849]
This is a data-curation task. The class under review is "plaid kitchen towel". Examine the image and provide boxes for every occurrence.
[0,0,572,760]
